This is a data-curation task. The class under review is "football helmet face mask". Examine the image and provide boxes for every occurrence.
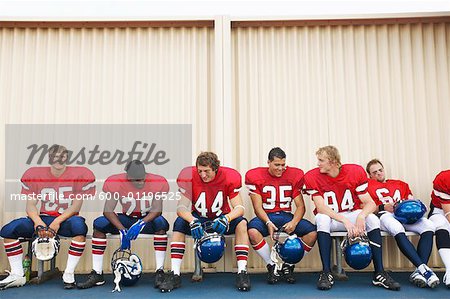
[31,226,60,261]
[195,221,225,263]
[271,231,305,266]
[394,199,427,224]
[341,234,372,270]
[111,248,142,292]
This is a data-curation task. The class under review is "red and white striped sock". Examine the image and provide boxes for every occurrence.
[170,242,185,275]
[65,240,86,274]
[92,238,107,274]
[252,239,273,265]
[154,235,168,270]
[235,244,249,272]
[4,240,24,276]
[300,238,313,255]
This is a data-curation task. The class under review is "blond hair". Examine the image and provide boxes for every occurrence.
[316,145,342,167]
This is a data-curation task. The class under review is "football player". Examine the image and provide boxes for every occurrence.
[0,145,95,290]
[366,159,439,288]
[159,152,250,292]
[246,147,316,284]
[429,170,450,288]
[77,160,170,289]
[303,146,400,291]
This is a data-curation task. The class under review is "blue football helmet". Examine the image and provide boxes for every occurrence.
[111,248,142,292]
[272,232,305,265]
[195,221,225,263]
[394,199,427,224]
[341,235,372,270]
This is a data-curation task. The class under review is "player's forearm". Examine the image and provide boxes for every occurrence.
[254,206,270,224]
[359,200,376,218]
[103,211,126,230]
[177,209,195,223]
[226,206,244,221]
[141,211,161,223]
[26,201,43,225]
[317,204,347,224]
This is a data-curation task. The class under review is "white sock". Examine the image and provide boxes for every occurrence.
[237,260,247,273]
[4,240,24,276]
[252,239,273,265]
[170,242,185,276]
[92,254,104,274]
[439,248,450,272]
[155,251,166,270]
[154,235,168,270]
[65,240,85,274]
[92,238,107,274]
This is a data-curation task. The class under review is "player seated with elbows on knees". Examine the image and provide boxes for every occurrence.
[0,145,96,290]
[246,147,316,284]
[429,170,450,288]
[77,160,170,289]
[159,152,251,292]
[366,159,439,288]
[303,146,400,291]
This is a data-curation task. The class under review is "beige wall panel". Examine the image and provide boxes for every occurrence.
[232,22,450,271]
[0,25,214,273]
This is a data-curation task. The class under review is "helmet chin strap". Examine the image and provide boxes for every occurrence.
[270,243,284,272]
[112,268,122,293]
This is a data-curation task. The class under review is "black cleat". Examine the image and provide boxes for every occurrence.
[154,269,165,289]
[76,270,105,289]
[372,271,401,291]
[317,271,334,290]
[236,270,251,291]
[159,271,181,293]
[281,263,296,284]
[64,281,76,290]
[266,264,280,284]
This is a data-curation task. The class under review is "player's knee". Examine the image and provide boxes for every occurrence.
[430,214,449,231]
[365,214,380,232]
[420,219,436,233]
[0,224,12,238]
[315,213,332,233]
[93,216,109,233]
[247,228,262,243]
[235,219,247,234]
[67,216,88,236]
[153,216,170,232]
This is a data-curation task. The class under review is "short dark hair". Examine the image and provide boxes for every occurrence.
[125,160,147,179]
[366,159,383,174]
[196,152,220,172]
[268,147,286,161]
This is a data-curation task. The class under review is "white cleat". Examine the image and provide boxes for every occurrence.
[444,273,450,289]
[0,271,26,290]
[409,269,427,288]
[420,265,440,289]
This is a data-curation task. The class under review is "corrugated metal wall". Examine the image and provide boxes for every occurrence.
[1,18,449,274]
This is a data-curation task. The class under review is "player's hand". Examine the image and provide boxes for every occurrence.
[190,219,204,240]
[355,214,366,236]
[120,229,131,250]
[343,219,357,237]
[34,222,48,238]
[49,221,61,235]
[384,203,395,213]
[282,220,298,234]
[127,219,146,240]
[212,215,229,235]
[267,221,278,240]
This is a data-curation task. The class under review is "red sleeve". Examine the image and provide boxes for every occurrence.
[102,176,115,193]
[245,170,261,195]
[303,172,321,198]
[77,168,96,196]
[20,169,36,196]
[177,167,193,200]
[291,169,304,199]
[227,169,242,200]
[433,172,450,205]
[354,166,369,195]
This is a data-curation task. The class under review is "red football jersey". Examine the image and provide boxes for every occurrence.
[303,164,368,213]
[177,166,242,219]
[431,170,450,209]
[21,166,96,217]
[367,179,412,205]
[103,173,169,218]
[245,166,304,213]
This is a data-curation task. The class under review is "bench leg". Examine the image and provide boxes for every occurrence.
[29,258,61,285]
[192,252,203,282]
[332,236,348,281]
